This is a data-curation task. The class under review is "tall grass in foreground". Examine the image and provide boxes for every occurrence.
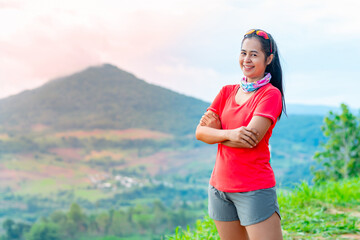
[167,178,360,240]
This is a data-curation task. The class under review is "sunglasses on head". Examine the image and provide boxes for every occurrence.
[244,29,273,53]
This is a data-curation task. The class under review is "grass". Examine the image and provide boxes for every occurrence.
[77,235,142,240]
[18,178,72,196]
[167,177,360,240]
[74,189,114,202]
[4,158,42,172]
[16,180,112,202]
[279,178,360,239]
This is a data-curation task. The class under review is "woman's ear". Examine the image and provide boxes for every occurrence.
[266,54,274,65]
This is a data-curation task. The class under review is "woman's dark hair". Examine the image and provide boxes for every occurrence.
[242,29,287,119]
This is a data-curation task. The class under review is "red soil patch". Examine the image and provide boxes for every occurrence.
[19,153,36,159]
[0,162,104,190]
[55,128,172,140]
[42,165,75,178]
[111,145,216,176]
[0,167,44,190]
[85,150,124,161]
[31,124,50,132]
[79,165,105,176]
[0,169,43,181]
[55,129,103,138]
[0,161,48,182]
[0,133,9,140]
[134,152,172,175]
[140,146,216,176]
[117,150,180,176]
[49,148,83,161]
[109,129,172,140]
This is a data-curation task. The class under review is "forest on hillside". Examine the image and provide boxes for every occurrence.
[0,114,326,240]
[0,113,330,240]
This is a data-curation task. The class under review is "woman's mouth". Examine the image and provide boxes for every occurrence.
[243,65,254,71]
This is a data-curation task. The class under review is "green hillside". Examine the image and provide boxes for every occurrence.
[270,114,326,187]
[0,63,343,239]
[167,177,360,240]
[3,178,358,240]
[0,64,208,135]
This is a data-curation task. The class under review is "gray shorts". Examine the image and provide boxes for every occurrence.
[208,184,281,226]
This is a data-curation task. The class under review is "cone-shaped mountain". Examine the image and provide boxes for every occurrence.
[0,64,209,135]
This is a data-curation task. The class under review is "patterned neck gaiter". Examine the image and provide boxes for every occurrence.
[240,72,271,92]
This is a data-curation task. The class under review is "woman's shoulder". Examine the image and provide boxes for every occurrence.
[261,83,281,96]
[220,84,239,94]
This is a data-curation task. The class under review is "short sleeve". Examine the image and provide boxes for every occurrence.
[253,88,282,124]
[207,85,235,116]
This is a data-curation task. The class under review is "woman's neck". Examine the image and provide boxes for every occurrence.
[246,75,265,83]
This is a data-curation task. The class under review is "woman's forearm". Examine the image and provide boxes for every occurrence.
[196,124,259,147]
[196,111,260,147]
[195,124,230,144]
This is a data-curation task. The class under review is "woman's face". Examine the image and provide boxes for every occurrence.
[239,37,273,82]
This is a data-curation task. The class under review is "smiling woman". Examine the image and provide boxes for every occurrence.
[195,29,286,240]
[240,39,273,83]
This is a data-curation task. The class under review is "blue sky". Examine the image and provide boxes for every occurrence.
[1,0,360,108]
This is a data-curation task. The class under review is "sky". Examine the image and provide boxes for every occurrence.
[1,0,360,108]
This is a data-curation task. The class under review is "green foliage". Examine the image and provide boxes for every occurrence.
[312,103,360,183]
[167,215,220,240]
[25,222,61,240]
[1,200,204,240]
[167,178,360,239]
[2,219,31,240]
[278,178,360,239]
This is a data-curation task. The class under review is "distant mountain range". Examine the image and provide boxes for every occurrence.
[0,64,208,135]
[286,104,344,115]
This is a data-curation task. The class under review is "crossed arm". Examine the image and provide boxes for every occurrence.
[195,111,272,148]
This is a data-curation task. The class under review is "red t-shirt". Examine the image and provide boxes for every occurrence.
[207,83,282,192]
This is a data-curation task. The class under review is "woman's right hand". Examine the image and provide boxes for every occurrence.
[199,111,221,129]
[226,126,259,148]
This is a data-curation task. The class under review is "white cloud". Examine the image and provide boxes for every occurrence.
[285,70,360,108]
[152,63,239,102]
[0,0,359,108]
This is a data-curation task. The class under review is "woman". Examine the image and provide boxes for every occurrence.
[195,29,286,240]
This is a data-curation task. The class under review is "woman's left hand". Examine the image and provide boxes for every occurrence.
[199,111,222,129]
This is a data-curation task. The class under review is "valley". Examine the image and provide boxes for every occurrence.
[0,64,331,239]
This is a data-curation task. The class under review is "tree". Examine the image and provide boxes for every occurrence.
[2,219,31,240]
[95,213,111,234]
[66,203,87,237]
[68,203,85,224]
[312,103,360,183]
[25,222,60,240]
[109,211,132,236]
